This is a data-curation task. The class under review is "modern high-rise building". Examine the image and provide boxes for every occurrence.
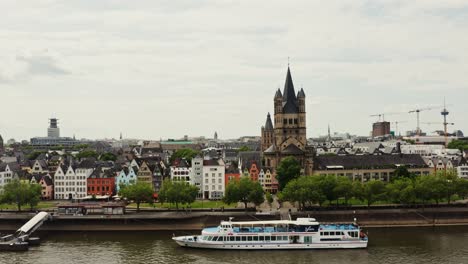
[30,118,79,148]
[372,121,391,137]
[47,118,60,138]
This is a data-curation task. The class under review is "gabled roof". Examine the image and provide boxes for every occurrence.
[264,144,277,153]
[282,144,304,155]
[28,174,43,183]
[282,67,299,114]
[0,162,20,172]
[77,159,96,169]
[41,175,54,186]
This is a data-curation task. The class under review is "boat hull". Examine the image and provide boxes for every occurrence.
[0,242,29,251]
[173,236,367,250]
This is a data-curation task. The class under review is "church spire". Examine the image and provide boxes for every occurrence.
[265,113,273,131]
[282,67,299,113]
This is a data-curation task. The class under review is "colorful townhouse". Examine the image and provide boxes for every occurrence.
[115,166,138,193]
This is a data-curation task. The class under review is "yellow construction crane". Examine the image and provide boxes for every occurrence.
[369,112,405,122]
[408,106,439,136]
[391,121,407,137]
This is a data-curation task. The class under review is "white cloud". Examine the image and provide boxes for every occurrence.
[0,0,467,140]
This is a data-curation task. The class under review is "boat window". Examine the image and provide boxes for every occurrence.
[242,236,246,241]
[324,232,329,236]
[203,236,208,240]
[236,236,241,241]
[271,236,276,241]
[230,236,235,241]
[253,236,259,241]
[283,236,288,241]
[265,236,270,241]
[259,236,264,241]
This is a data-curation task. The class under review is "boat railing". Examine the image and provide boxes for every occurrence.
[232,227,292,233]
[319,224,359,231]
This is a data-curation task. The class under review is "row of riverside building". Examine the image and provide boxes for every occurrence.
[1,144,466,201]
[0,153,274,201]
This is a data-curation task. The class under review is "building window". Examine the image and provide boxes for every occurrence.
[283,119,287,124]
[289,119,292,124]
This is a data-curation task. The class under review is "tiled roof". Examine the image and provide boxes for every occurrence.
[282,144,304,155]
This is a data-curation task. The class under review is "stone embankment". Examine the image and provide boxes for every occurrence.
[1,206,468,231]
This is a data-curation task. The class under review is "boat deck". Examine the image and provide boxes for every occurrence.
[320,224,359,231]
[202,224,359,234]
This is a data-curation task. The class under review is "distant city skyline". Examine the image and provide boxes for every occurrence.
[1,1,467,141]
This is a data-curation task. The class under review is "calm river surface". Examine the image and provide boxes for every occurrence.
[1,227,468,264]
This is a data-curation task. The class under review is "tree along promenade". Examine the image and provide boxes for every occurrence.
[2,206,468,231]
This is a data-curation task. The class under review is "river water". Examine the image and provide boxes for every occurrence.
[1,227,468,264]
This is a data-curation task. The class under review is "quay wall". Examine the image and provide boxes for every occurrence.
[1,207,468,232]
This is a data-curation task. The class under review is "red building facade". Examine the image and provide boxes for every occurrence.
[87,175,115,196]
[249,162,259,182]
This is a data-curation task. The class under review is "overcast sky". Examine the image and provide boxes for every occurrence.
[1,0,467,141]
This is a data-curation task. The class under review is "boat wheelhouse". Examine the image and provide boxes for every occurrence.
[173,217,368,250]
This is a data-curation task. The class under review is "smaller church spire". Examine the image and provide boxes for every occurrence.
[327,124,331,140]
[298,88,305,98]
[275,88,282,98]
[265,113,274,131]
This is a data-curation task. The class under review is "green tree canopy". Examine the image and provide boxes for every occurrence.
[359,180,386,207]
[76,150,99,160]
[448,139,468,151]
[158,179,199,210]
[386,178,416,204]
[280,176,326,209]
[169,148,200,164]
[393,166,415,181]
[317,175,338,204]
[238,146,251,152]
[0,180,41,211]
[100,152,117,161]
[456,178,468,200]
[27,151,45,161]
[223,177,264,210]
[276,156,301,191]
[334,176,354,205]
[119,182,154,212]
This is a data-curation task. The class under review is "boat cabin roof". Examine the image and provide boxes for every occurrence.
[220,218,319,226]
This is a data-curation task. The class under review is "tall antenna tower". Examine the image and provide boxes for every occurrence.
[441,98,450,147]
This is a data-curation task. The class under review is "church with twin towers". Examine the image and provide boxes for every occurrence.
[261,66,314,176]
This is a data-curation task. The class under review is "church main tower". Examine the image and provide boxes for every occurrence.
[261,66,314,178]
[273,67,307,152]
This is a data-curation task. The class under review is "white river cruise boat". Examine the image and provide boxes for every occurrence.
[173,217,368,250]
